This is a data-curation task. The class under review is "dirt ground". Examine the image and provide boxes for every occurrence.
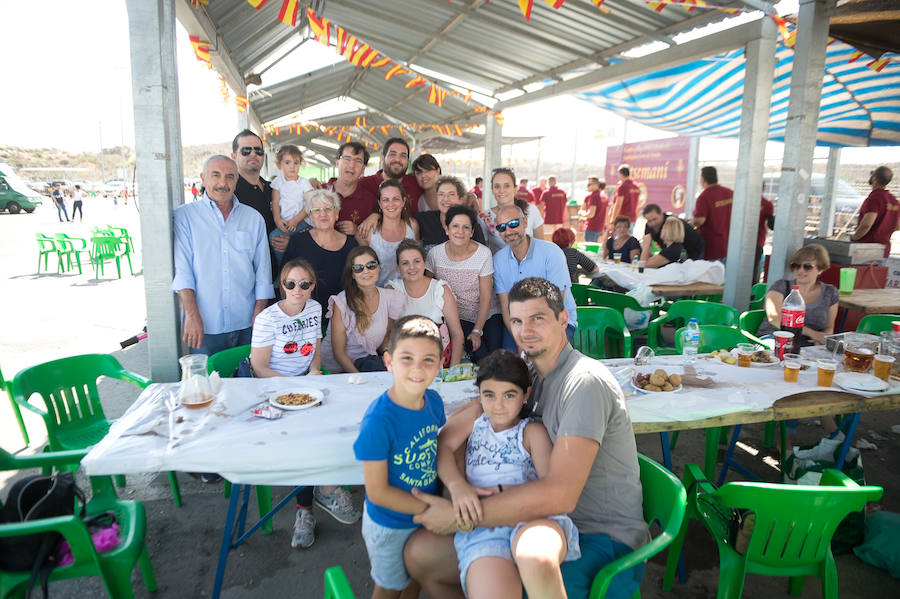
[1,199,898,598]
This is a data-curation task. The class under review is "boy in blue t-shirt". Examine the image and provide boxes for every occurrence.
[353,315,447,598]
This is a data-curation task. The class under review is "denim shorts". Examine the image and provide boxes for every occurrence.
[361,510,418,590]
[453,515,580,594]
[560,533,645,599]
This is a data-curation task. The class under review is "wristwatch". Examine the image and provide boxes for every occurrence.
[471,329,483,336]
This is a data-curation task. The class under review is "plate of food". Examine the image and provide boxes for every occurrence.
[265,388,324,411]
[710,348,779,367]
[833,372,890,393]
[633,369,683,393]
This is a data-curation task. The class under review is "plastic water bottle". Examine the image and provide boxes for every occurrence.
[683,318,700,364]
[781,285,806,351]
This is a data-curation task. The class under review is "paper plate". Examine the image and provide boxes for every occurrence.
[833,372,890,393]
[264,388,324,411]
[634,384,683,394]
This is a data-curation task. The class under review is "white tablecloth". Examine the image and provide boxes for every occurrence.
[590,259,725,291]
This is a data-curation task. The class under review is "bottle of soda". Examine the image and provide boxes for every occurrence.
[781,285,806,351]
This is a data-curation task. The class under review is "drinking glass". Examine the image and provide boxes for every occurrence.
[783,353,801,382]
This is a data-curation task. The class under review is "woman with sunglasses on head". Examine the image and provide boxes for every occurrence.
[480,167,544,254]
[387,239,465,367]
[321,247,405,373]
[757,243,838,345]
[283,189,358,319]
[356,180,419,286]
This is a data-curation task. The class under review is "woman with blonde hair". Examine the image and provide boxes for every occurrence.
[645,217,687,268]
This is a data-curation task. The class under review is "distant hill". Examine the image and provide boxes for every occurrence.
[0,142,231,183]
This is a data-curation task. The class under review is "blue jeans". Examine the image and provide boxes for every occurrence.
[190,327,252,356]
[460,313,504,363]
[584,230,601,243]
[269,222,310,265]
[560,533,645,599]
[56,203,69,222]
[354,354,386,372]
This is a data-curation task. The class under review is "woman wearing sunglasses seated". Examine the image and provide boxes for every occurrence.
[239,257,323,378]
[321,247,405,373]
[757,243,838,346]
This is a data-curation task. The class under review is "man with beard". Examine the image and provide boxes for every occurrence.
[356,137,424,237]
[172,155,273,356]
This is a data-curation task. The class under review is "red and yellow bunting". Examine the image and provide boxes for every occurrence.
[278,0,300,26]
[235,96,249,112]
[189,35,211,65]
[188,0,209,8]
[263,120,482,149]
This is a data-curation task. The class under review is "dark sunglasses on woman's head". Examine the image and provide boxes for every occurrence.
[239,146,265,156]
[790,262,816,271]
[496,219,521,233]
[283,279,313,290]
[351,260,380,273]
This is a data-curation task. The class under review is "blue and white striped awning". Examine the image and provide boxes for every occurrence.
[575,36,900,147]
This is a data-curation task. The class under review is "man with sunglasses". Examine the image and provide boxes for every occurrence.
[492,204,577,349]
[172,154,274,357]
[853,166,898,258]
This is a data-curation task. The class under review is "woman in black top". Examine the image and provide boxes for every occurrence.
[603,215,642,263]
[414,176,486,253]
[283,189,358,315]
[551,227,599,283]
[646,217,687,267]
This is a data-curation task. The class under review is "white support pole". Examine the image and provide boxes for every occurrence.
[125,0,183,382]
[819,146,842,237]
[482,116,502,209]
[535,138,542,183]
[570,129,578,201]
[723,18,778,311]
[769,0,835,281]
[684,137,700,218]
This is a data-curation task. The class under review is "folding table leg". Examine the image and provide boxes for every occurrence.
[703,428,721,479]
[658,432,673,471]
[212,483,242,599]
[833,413,860,470]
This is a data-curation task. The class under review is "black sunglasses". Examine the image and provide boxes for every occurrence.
[239,146,265,156]
[496,219,521,233]
[351,260,379,273]
[790,262,816,271]
[283,279,313,290]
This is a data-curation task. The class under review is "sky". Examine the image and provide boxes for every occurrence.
[1,0,897,167]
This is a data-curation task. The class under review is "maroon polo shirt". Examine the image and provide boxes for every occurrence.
[757,196,774,248]
[693,184,734,260]
[531,186,544,204]
[326,178,378,226]
[615,179,640,224]
[358,171,423,214]
[858,188,900,257]
[542,185,568,225]
[469,186,482,200]
[584,190,608,232]
[517,185,535,204]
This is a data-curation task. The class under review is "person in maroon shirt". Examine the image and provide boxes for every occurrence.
[578,177,608,243]
[541,176,568,229]
[516,179,535,204]
[357,138,423,237]
[531,177,547,205]
[322,141,377,236]
[692,166,733,261]
[755,195,775,283]
[469,177,483,202]
[609,165,640,230]
[853,166,899,258]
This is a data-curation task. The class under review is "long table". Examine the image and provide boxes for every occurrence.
[837,288,900,330]
[83,360,900,598]
[585,260,725,298]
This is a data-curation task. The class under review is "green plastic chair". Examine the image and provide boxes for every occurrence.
[576,242,600,253]
[108,226,134,253]
[584,288,661,336]
[323,566,355,598]
[9,353,182,508]
[0,447,158,599]
[663,463,883,599]
[1,364,29,446]
[53,233,91,275]
[674,324,763,354]
[856,313,900,334]
[207,346,273,534]
[748,283,767,311]
[90,235,133,279]
[574,307,632,359]
[648,301,741,352]
[589,454,687,599]
[738,310,767,337]
[35,234,63,274]
[571,283,593,307]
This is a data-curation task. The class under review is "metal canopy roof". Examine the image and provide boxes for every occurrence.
[181,0,760,146]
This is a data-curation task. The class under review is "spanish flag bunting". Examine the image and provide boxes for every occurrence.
[355,117,367,127]
[189,0,209,8]
[235,96,249,112]
[369,55,391,68]
[399,126,407,137]
[356,47,380,67]
[405,75,426,88]
[867,58,890,72]
[590,0,611,14]
[306,7,331,45]
[349,44,377,67]
[384,64,410,81]
[189,35,211,64]
[784,29,796,48]
[848,50,865,63]
[380,126,391,135]
[278,0,300,26]
[518,1,534,20]
[428,84,447,107]
[647,2,667,12]
[368,126,376,134]
[247,0,267,8]
[493,112,505,126]
[770,14,790,43]
[454,125,464,136]
[336,27,358,59]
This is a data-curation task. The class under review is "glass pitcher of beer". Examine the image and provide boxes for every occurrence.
[843,342,875,373]
[178,354,215,409]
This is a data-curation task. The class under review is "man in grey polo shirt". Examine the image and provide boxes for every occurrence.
[493,204,577,348]
[405,277,648,599]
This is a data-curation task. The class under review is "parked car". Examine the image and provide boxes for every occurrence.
[0,163,45,214]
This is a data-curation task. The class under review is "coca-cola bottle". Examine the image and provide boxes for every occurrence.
[781,285,806,351]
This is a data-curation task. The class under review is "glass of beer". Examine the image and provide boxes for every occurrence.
[843,342,875,372]
[783,353,801,382]
[736,343,755,368]
[874,354,895,382]
[816,358,837,387]
[613,253,622,264]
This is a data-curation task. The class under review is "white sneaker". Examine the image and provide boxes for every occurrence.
[314,487,361,525]
[291,509,316,549]
[795,435,844,461]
